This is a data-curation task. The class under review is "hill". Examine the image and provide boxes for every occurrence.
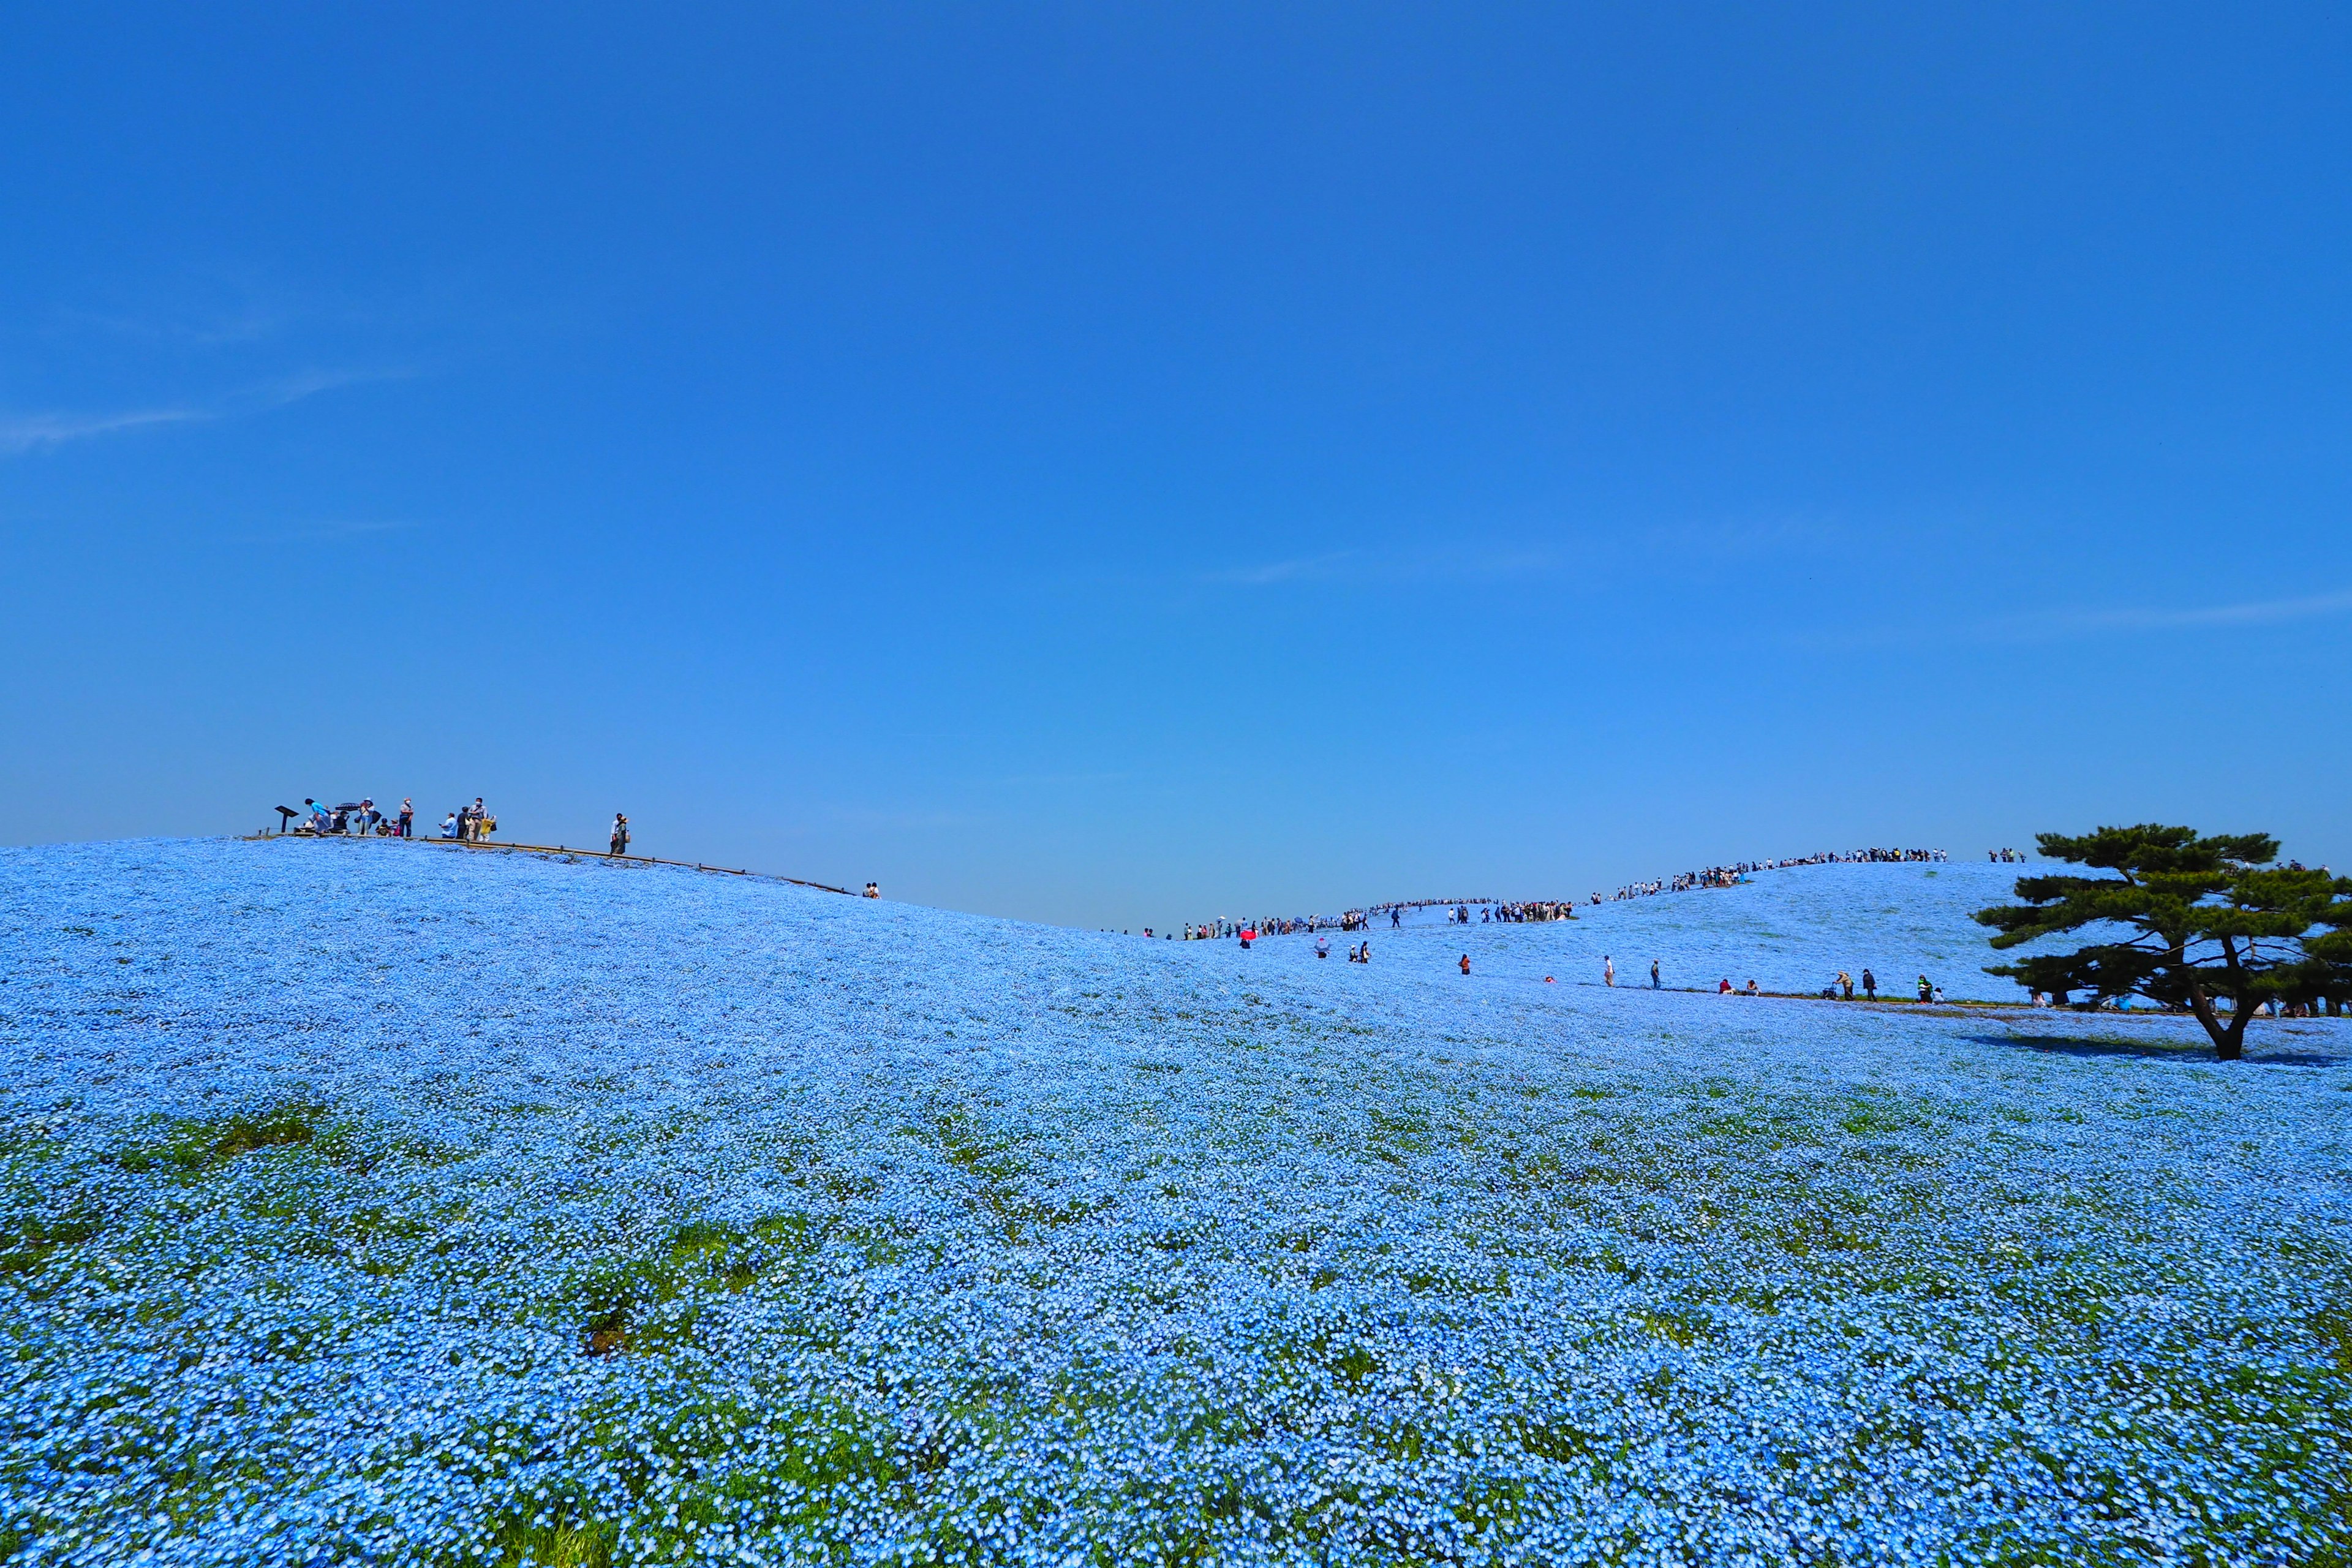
[1,837,2346,1567]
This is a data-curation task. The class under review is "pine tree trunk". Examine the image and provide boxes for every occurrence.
[2187,984,2227,1056]
[2219,1005,2248,1061]
[2186,983,2247,1060]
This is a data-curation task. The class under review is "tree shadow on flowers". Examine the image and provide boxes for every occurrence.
[1967,1031,2346,1067]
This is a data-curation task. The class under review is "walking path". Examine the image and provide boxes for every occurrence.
[242,831,853,895]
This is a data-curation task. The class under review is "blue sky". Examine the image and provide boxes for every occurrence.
[3,3,2347,928]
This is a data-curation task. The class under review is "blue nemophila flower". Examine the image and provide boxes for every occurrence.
[0,837,2345,1566]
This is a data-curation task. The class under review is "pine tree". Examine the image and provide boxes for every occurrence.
[1973,824,2352,1060]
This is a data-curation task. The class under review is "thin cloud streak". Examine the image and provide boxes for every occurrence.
[1199,544,1562,589]
[233,518,422,545]
[0,407,206,454]
[1802,587,2352,650]
[0,366,413,458]
[1182,510,1848,596]
[1202,551,1357,587]
[2029,587,2352,633]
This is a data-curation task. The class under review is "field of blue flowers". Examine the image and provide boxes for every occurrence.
[2,837,2346,1567]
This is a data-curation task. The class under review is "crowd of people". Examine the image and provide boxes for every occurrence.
[278,798,664,859]
[1477,901,1577,923]
[279,797,420,838]
[277,796,498,842]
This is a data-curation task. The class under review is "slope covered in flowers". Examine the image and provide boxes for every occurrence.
[1,837,2347,1568]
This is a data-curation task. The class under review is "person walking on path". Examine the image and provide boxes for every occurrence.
[609,813,630,856]
[1604,956,1615,987]
[1862,968,1876,1000]
[1839,970,1853,1000]
[1650,959,1660,990]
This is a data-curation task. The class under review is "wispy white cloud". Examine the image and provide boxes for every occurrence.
[0,366,413,458]
[0,406,207,454]
[60,303,289,349]
[2020,588,2352,634]
[980,769,1133,790]
[1202,551,1358,587]
[1200,543,1575,589]
[235,518,422,546]
[1802,586,2352,650]
[257,366,406,403]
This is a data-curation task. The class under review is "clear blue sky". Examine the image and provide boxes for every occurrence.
[3,4,2346,928]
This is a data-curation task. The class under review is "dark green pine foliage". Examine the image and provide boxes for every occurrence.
[1973,824,2352,1060]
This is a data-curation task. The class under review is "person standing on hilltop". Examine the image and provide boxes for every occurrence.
[398,799,413,837]
[610,813,630,856]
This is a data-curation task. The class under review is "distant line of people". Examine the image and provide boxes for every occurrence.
[1170,845,1976,948]
[1591,848,1950,907]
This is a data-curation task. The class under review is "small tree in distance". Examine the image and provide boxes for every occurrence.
[1973,824,2352,1060]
